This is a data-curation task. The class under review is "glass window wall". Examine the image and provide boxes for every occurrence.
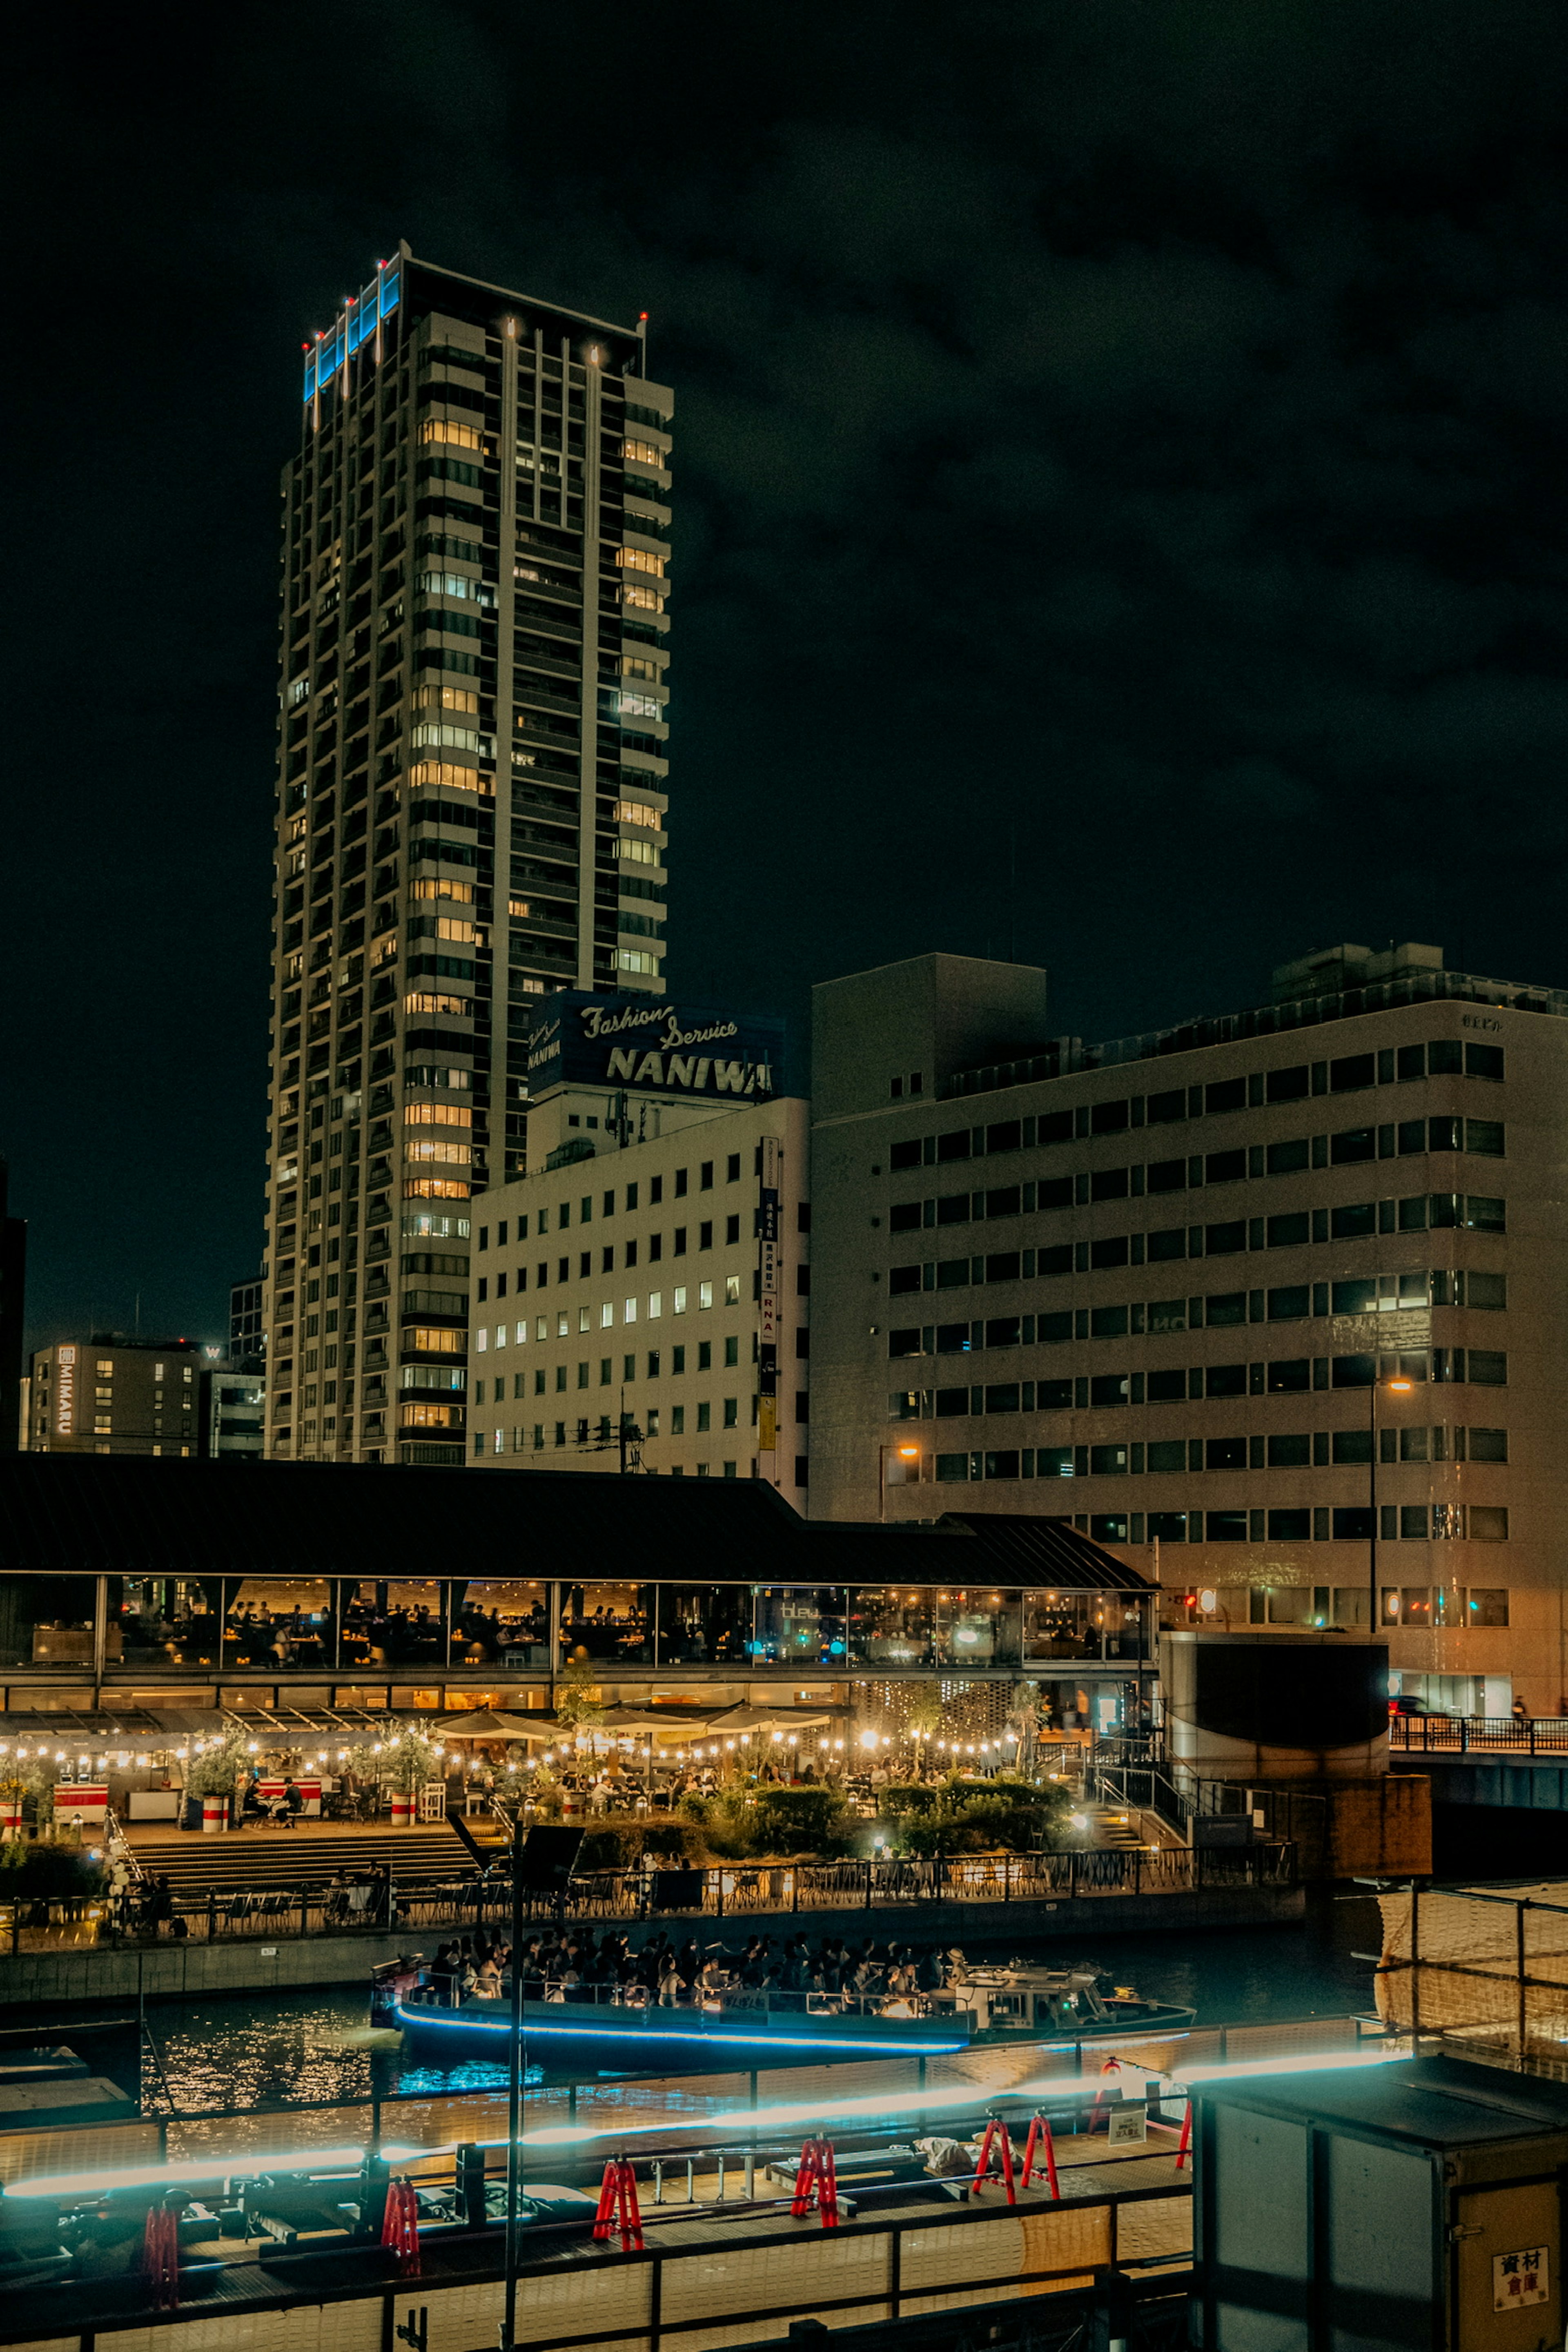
[223,1578,334,1669]
[560,1583,654,1666]
[750,1588,848,1666]
[0,1577,98,1670]
[34,1574,1158,1681]
[655,1586,750,1665]
[935,1589,1020,1666]
[847,1589,937,1668]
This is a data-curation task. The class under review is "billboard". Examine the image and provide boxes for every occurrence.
[527,992,784,1102]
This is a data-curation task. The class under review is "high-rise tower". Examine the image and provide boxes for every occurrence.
[263,247,672,1468]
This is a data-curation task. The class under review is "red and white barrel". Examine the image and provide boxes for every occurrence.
[390,1791,414,1827]
[53,1785,108,1832]
[202,1795,227,1834]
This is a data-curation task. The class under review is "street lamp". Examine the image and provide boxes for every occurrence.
[878,1442,922,1521]
[1370,1372,1415,1637]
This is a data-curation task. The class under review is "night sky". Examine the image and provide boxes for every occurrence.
[10,1,1568,1348]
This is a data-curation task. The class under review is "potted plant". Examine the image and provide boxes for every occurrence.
[347,1721,445,1825]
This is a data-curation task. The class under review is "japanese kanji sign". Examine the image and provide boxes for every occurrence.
[1492,2248,1549,2312]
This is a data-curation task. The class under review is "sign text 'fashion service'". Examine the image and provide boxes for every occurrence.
[528,993,784,1101]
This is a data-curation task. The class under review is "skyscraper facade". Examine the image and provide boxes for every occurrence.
[263,246,672,1469]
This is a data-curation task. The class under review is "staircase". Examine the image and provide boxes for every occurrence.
[1088,1804,1145,1852]
[125,1825,477,1894]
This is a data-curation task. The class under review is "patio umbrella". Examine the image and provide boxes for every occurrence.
[704,1703,833,1734]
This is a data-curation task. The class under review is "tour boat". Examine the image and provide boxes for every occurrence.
[378,1957,1191,2074]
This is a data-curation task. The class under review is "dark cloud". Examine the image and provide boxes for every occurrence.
[6,0,1568,1339]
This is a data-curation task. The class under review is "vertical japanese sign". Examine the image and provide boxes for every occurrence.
[757,1136,780,1474]
[55,1347,76,1438]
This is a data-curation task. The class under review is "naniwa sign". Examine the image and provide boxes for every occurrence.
[528,992,784,1100]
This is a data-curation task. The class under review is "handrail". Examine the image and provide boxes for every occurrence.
[1389,1714,1568,1756]
[104,1807,147,1884]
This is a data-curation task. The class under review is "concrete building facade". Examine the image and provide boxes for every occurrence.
[809,945,1568,1715]
[466,992,810,1494]
[27,1338,205,1459]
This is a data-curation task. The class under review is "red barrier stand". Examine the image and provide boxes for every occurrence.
[1174,2103,1193,2172]
[381,2177,421,2276]
[141,2203,180,2310]
[592,2157,645,2251]
[791,2137,840,2229]
[1020,2110,1061,2200]
[970,2116,1018,2204]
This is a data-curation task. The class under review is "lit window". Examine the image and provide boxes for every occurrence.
[613,799,662,829]
[405,1326,464,1354]
[623,439,665,468]
[624,1298,637,1325]
[508,897,531,918]
[617,547,664,577]
[419,419,483,452]
[405,1101,472,1127]
[623,657,660,684]
[618,837,659,866]
[407,762,492,795]
[622,581,664,615]
[413,683,479,715]
[673,1287,687,1314]
[404,992,468,1016]
[648,1292,662,1319]
[410,721,483,754]
[725,1275,741,1305]
[699,1281,714,1310]
[619,949,657,975]
[618,691,661,721]
[405,1138,472,1165]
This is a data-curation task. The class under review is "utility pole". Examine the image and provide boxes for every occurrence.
[501,1806,525,2352]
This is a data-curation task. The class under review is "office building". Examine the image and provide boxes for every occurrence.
[0,1161,24,1453]
[200,1363,266,1462]
[262,245,673,1471]
[27,1336,205,1458]
[809,945,1568,1714]
[467,990,809,1493]
[229,1275,265,1364]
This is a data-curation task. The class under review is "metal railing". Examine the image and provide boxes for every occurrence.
[0,1838,1296,1953]
[0,2129,1194,2348]
[1389,1714,1568,1755]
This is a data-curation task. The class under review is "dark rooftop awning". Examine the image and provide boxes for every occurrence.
[0,1458,1152,1595]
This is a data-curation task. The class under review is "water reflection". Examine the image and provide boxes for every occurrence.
[142,1895,1377,2114]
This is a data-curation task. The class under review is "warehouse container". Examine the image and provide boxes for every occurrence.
[1193,2056,1568,2352]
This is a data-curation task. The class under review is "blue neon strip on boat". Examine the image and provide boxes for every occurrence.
[393,2002,967,2058]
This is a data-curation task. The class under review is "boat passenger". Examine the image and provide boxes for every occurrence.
[472,1956,503,1999]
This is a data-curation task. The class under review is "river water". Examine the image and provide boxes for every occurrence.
[138,1891,1382,2116]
